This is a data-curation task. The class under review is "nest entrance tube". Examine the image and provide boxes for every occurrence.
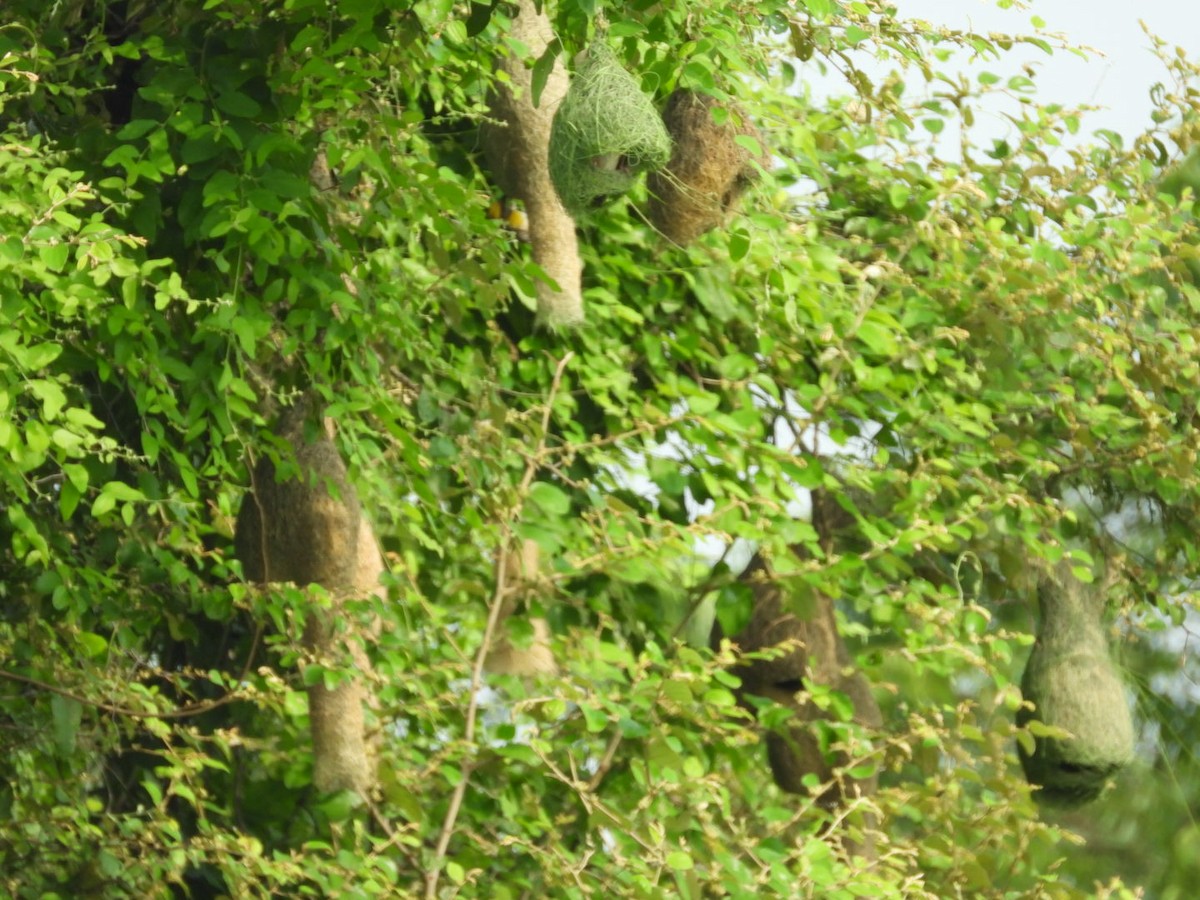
[234,397,380,797]
[548,43,672,217]
[482,0,584,329]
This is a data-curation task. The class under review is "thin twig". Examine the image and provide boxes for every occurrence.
[424,351,573,900]
[0,668,247,720]
[585,730,624,792]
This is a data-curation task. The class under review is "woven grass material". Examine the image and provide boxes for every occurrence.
[647,90,765,245]
[234,396,381,796]
[548,43,672,218]
[484,539,558,677]
[482,0,583,329]
[1017,561,1135,807]
[730,555,881,811]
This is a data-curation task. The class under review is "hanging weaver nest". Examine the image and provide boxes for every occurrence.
[729,556,881,809]
[646,89,766,245]
[1017,562,1135,807]
[548,43,672,218]
[480,0,583,329]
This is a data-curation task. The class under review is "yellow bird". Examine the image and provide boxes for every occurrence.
[487,197,530,242]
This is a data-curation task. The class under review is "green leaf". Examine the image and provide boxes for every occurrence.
[38,243,70,271]
[214,90,263,118]
[59,480,82,519]
[733,134,762,158]
[116,119,160,140]
[441,18,468,46]
[465,1,497,37]
[30,380,67,418]
[666,851,694,871]
[663,680,692,703]
[77,631,109,658]
[843,25,870,46]
[232,316,258,357]
[581,704,608,733]
[527,481,571,516]
[51,427,83,452]
[22,342,64,371]
[0,237,23,263]
[531,40,562,108]
[50,694,83,755]
[728,227,750,262]
[91,491,117,518]
[855,320,899,357]
[316,789,362,820]
[801,0,834,19]
[91,480,145,518]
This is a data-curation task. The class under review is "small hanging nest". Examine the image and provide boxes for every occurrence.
[646,89,766,245]
[548,43,672,218]
[1017,561,1135,807]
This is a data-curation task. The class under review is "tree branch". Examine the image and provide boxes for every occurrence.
[424,350,573,900]
[0,668,248,720]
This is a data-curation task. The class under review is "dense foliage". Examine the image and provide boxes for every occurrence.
[2,0,1200,896]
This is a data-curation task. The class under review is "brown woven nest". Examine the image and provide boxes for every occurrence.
[728,556,880,809]
[479,0,584,329]
[646,90,766,245]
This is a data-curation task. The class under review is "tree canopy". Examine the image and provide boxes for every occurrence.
[2,1,1200,897]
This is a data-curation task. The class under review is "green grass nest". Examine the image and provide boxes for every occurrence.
[548,43,672,218]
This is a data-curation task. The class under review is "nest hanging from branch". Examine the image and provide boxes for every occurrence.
[726,555,881,810]
[481,0,584,329]
[1017,561,1135,807]
[234,396,381,796]
[548,43,672,218]
[646,89,766,245]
